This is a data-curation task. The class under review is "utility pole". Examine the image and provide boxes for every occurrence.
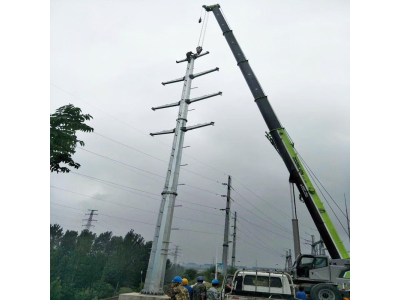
[344,193,350,238]
[320,235,326,255]
[311,235,316,255]
[311,235,326,256]
[284,249,292,271]
[172,245,181,265]
[221,175,231,277]
[289,183,301,259]
[142,51,221,295]
[82,209,98,231]
[231,211,237,268]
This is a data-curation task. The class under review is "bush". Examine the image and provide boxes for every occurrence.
[92,281,115,299]
[183,268,197,281]
[119,287,134,294]
[50,278,62,300]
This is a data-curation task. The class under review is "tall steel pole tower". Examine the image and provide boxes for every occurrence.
[82,209,98,231]
[142,51,222,295]
[171,245,181,265]
[231,211,237,268]
[222,175,231,277]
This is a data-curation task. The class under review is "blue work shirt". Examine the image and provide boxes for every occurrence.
[296,291,307,300]
[183,284,193,300]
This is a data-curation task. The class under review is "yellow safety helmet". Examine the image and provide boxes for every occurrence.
[182,278,189,285]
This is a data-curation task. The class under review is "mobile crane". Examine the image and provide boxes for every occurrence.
[202,4,350,300]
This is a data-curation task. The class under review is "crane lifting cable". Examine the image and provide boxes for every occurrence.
[197,10,209,49]
[198,7,203,23]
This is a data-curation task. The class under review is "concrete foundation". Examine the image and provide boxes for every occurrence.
[118,292,170,300]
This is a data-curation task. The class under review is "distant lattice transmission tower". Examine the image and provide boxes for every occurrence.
[82,209,98,231]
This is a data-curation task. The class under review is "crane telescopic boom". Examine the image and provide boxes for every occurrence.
[203,4,349,260]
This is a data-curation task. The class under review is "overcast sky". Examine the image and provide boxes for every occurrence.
[50,0,349,268]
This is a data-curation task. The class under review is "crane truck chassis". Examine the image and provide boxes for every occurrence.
[202,4,350,300]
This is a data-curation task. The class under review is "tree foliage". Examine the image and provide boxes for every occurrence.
[50,225,151,300]
[182,268,198,281]
[50,104,93,173]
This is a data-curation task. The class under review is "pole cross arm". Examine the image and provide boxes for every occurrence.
[189,67,219,79]
[152,101,180,111]
[176,51,210,63]
[150,128,175,136]
[195,51,210,59]
[162,76,185,86]
[185,91,222,104]
[181,122,215,132]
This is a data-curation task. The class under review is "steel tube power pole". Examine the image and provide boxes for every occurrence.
[231,211,237,268]
[222,175,231,277]
[142,52,220,295]
[142,58,195,295]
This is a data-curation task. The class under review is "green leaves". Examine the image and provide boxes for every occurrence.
[50,104,93,173]
[50,225,151,299]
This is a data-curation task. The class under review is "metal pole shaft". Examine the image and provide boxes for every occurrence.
[292,219,301,259]
[231,211,237,268]
[311,235,315,255]
[142,58,195,295]
[290,183,301,259]
[222,175,231,277]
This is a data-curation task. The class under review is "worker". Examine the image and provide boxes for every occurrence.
[186,51,194,62]
[207,279,220,300]
[166,276,190,300]
[295,286,307,300]
[193,276,206,300]
[182,278,193,300]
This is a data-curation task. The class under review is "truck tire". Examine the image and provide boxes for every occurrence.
[310,284,341,300]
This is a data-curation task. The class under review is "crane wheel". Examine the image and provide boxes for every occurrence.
[310,283,341,300]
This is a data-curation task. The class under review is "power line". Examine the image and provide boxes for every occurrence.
[94,132,169,163]
[51,202,224,236]
[232,177,318,233]
[51,84,230,181]
[77,146,224,202]
[297,151,348,219]
[231,177,291,218]
[77,147,164,179]
[50,187,224,226]
[236,217,287,252]
[236,220,283,256]
[297,154,349,237]
[182,184,222,196]
[70,171,160,196]
[230,197,293,235]
[67,171,224,211]
[51,83,156,139]
[236,236,281,258]
[231,187,291,233]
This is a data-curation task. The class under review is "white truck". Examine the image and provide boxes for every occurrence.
[224,270,299,300]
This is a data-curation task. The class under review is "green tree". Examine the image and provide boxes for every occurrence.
[50,224,63,249]
[50,104,93,173]
[183,268,197,281]
[50,277,62,300]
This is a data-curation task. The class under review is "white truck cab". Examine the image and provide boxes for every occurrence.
[225,270,298,300]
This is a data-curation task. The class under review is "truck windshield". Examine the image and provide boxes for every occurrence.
[243,275,282,288]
